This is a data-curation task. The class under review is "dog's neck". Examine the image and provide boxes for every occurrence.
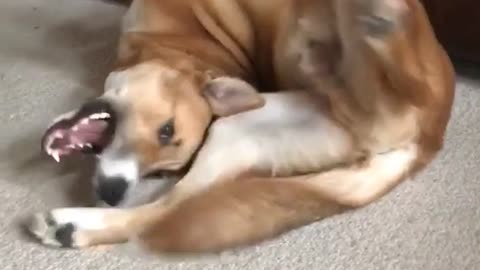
[112,32,255,83]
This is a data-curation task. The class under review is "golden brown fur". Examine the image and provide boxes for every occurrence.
[107,0,453,176]
[29,0,455,255]
[141,178,346,253]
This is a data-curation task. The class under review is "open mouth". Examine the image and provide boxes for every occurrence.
[41,100,117,162]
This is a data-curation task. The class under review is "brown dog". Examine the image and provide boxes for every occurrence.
[30,0,454,253]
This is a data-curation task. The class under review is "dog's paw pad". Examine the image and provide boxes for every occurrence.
[358,15,396,37]
[28,212,77,248]
[356,0,409,37]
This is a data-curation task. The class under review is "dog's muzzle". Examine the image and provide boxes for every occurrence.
[95,175,129,206]
[41,98,118,162]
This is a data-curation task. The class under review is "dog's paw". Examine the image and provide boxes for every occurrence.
[28,212,80,248]
[356,0,409,38]
[28,208,120,248]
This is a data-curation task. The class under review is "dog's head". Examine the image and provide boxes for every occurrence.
[41,61,264,206]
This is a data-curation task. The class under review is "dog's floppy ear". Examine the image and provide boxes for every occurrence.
[203,77,265,117]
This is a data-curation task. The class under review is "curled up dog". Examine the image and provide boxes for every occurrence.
[29,0,455,254]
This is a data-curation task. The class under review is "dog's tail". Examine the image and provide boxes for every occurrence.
[136,147,418,254]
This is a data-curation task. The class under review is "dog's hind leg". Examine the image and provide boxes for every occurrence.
[132,0,456,253]
[334,0,454,109]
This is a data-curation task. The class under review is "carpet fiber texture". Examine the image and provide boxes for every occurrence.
[0,0,479,269]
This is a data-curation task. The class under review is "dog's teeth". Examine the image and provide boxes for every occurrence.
[67,145,75,149]
[89,112,110,120]
[52,151,61,163]
[80,118,90,125]
[86,143,93,148]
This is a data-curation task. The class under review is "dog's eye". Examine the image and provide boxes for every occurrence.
[158,119,175,144]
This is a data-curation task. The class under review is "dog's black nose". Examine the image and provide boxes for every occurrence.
[96,176,128,206]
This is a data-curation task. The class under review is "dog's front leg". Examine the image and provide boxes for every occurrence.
[27,115,261,248]
[27,186,212,249]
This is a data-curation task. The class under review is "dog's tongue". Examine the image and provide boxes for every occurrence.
[69,119,108,145]
[45,118,110,161]
[42,99,116,162]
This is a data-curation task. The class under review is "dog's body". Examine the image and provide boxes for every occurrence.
[30,0,455,253]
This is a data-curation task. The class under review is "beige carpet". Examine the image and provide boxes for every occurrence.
[1,0,479,269]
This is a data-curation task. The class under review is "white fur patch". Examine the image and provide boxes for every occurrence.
[103,71,129,98]
[213,91,353,175]
[346,145,417,202]
[98,153,139,183]
[309,145,418,206]
[182,91,353,188]
[29,208,128,248]
[49,208,120,230]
